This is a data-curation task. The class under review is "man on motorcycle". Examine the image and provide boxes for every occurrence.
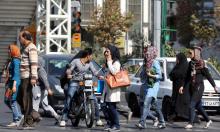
[59,48,102,127]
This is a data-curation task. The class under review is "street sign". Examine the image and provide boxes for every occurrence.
[72,33,81,48]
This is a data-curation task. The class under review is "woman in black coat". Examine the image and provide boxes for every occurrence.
[169,53,189,120]
[179,46,218,129]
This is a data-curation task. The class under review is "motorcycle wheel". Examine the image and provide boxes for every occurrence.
[85,99,95,128]
[70,100,81,127]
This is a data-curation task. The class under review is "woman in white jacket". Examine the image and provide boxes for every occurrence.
[103,44,121,131]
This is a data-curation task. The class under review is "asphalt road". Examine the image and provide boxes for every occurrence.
[1,84,220,132]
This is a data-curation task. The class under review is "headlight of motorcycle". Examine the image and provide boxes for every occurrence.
[84,74,93,79]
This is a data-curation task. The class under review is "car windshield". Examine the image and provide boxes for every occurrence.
[48,58,70,75]
[206,63,220,80]
[166,62,220,80]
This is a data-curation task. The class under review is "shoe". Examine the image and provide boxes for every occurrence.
[108,126,120,131]
[153,117,159,127]
[204,120,212,129]
[59,120,66,127]
[7,122,17,127]
[185,124,193,129]
[54,115,61,125]
[135,123,145,129]
[16,115,24,127]
[96,120,104,126]
[104,125,111,131]
[21,123,35,130]
[127,111,133,122]
[158,123,166,129]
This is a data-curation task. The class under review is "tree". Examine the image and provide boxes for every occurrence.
[88,0,133,47]
[176,0,201,47]
[190,15,217,46]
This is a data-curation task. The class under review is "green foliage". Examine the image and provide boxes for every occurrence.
[176,0,195,47]
[208,57,220,73]
[179,47,191,57]
[88,0,133,47]
[164,44,176,57]
[190,15,217,46]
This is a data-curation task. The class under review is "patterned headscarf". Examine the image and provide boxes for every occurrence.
[9,44,20,58]
[143,46,158,69]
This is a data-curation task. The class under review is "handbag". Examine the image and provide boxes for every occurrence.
[4,88,12,102]
[105,69,130,89]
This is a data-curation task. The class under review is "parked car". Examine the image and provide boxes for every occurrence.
[123,58,143,76]
[125,57,220,118]
[41,54,104,110]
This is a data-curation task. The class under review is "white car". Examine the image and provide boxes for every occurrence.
[125,57,220,118]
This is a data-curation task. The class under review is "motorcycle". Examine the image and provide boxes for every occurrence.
[68,73,96,128]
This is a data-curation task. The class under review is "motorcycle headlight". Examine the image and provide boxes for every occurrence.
[84,74,93,79]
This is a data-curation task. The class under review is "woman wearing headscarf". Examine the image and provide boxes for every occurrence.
[102,44,121,131]
[4,44,23,127]
[179,46,218,129]
[169,53,189,120]
[136,46,166,129]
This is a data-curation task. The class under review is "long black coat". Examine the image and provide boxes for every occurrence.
[169,54,189,118]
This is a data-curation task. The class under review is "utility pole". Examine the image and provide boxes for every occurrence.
[153,0,162,57]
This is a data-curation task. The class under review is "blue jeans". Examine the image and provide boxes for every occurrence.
[139,96,165,126]
[61,81,78,121]
[104,102,120,129]
[5,100,22,122]
[189,99,209,124]
[94,96,100,121]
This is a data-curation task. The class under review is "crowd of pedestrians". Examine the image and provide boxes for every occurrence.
[0,29,219,131]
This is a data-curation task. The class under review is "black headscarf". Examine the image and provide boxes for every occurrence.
[106,44,120,63]
[170,53,188,81]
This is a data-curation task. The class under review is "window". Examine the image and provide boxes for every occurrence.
[80,0,96,24]
[48,59,70,75]
[127,0,142,34]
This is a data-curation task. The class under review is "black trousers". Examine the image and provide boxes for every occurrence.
[17,78,34,125]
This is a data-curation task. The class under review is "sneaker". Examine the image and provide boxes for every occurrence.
[7,122,17,127]
[108,126,120,132]
[204,120,212,129]
[104,125,111,131]
[54,115,61,125]
[21,123,35,130]
[96,120,104,126]
[127,111,133,122]
[153,117,159,127]
[185,124,193,129]
[135,123,145,129]
[16,115,24,127]
[59,120,66,127]
[158,123,166,129]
